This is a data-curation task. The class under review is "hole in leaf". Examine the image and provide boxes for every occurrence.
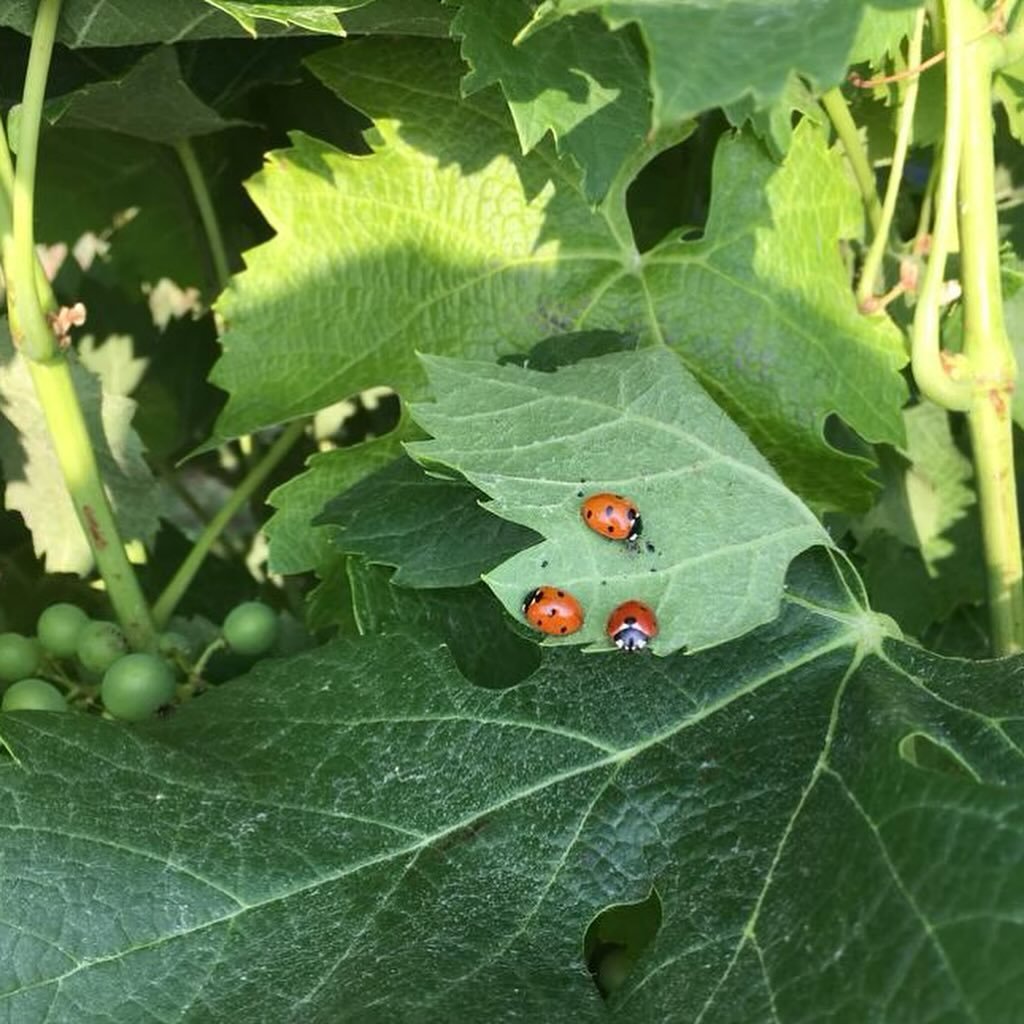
[583,888,662,1000]
[898,732,979,780]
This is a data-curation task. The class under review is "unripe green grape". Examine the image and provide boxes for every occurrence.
[37,603,90,658]
[101,654,176,722]
[77,621,128,674]
[158,631,193,661]
[2,678,66,712]
[0,633,41,684]
[222,602,278,657]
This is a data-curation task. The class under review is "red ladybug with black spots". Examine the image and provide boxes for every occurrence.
[607,600,657,651]
[522,586,584,636]
[580,493,642,542]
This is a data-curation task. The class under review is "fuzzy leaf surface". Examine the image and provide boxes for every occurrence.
[522,0,922,129]
[317,455,540,587]
[410,350,829,654]
[211,39,905,510]
[0,552,1021,1020]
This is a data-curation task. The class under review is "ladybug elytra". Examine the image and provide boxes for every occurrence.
[580,493,642,542]
[522,586,584,636]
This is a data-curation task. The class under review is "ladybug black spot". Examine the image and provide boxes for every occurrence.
[628,509,637,521]
[606,525,614,533]
[557,590,565,597]
[585,510,593,519]
[560,626,568,633]
[604,505,614,516]
[548,608,557,616]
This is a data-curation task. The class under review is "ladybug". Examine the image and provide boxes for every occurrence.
[522,586,584,636]
[580,492,642,541]
[607,600,657,651]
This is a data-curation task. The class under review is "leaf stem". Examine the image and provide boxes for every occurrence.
[152,419,308,627]
[174,138,230,294]
[10,0,61,363]
[910,0,975,411]
[856,9,926,307]
[821,86,882,236]
[953,0,1024,653]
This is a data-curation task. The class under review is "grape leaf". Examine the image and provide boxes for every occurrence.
[1,551,1022,1020]
[21,46,247,144]
[317,455,540,588]
[450,0,653,204]
[203,2,354,35]
[520,0,923,130]
[409,349,829,654]
[0,330,161,575]
[857,402,976,569]
[210,38,905,510]
[264,427,409,575]
[848,1,919,67]
[344,556,541,687]
[0,0,442,46]
[34,128,208,294]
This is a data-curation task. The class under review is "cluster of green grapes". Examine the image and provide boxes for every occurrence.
[0,601,279,722]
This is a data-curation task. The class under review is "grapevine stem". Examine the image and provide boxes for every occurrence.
[910,0,974,411]
[175,138,230,294]
[821,87,882,236]
[857,8,926,307]
[0,3,156,651]
[10,0,61,363]
[25,359,158,648]
[152,419,307,627]
[952,0,1024,653]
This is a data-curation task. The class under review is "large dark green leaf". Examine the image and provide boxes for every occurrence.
[208,38,906,511]
[0,551,1021,1020]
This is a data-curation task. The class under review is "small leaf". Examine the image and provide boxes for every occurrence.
[409,349,830,654]
[0,330,161,575]
[345,557,541,687]
[265,427,410,575]
[204,1,356,36]
[317,455,540,588]
[451,0,653,204]
[19,47,247,144]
